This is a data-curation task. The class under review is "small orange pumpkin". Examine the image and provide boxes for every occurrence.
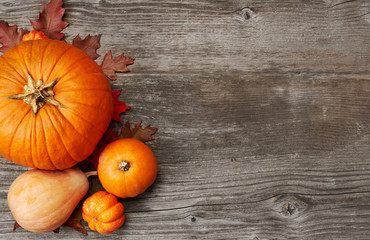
[0,39,113,169]
[82,191,125,234]
[98,138,157,198]
[22,30,48,41]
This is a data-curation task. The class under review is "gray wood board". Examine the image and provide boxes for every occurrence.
[0,0,369,239]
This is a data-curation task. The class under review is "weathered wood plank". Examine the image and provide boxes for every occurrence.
[0,0,369,239]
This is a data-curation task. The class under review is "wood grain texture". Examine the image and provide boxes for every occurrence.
[0,0,369,239]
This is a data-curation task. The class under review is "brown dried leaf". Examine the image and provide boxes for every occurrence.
[29,0,69,40]
[100,50,134,80]
[0,21,24,53]
[72,34,101,60]
[118,121,157,143]
[63,201,87,235]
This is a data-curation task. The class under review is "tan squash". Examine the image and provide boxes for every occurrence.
[7,167,89,233]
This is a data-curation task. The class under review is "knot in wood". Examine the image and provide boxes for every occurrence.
[239,7,254,20]
[272,194,311,219]
[282,202,297,216]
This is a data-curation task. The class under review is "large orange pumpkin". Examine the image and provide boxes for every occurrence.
[0,39,113,169]
[98,138,158,198]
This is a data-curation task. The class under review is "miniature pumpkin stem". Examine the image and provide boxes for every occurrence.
[85,171,98,178]
[6,72,64,116]
[118,160,130,172]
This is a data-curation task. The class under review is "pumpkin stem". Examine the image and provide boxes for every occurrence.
[6,72,65,116]
[85,171,98,178]
[118,160,130,172]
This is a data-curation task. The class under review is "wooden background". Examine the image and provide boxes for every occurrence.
[0,0,370,239]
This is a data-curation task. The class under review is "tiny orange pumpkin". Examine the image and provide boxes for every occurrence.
[22,30,49,41]
[98,138,158,198]
[82,191,125,234]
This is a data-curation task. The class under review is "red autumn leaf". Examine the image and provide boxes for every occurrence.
[63,202,87,235]
[13,221,20,231]
[112,90,130,122]
[79,89,130,170]
[100,50,134,80]
[82,128,118,170]
[118,121,158,143]
[29,0,69,40]
[72,34,101,60]
[0,21,24,53]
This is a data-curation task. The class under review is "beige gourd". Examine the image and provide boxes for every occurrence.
[7,167,89,233]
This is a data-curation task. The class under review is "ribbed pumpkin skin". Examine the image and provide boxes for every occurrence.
[0,39,113,169]
[82,191,125,234]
